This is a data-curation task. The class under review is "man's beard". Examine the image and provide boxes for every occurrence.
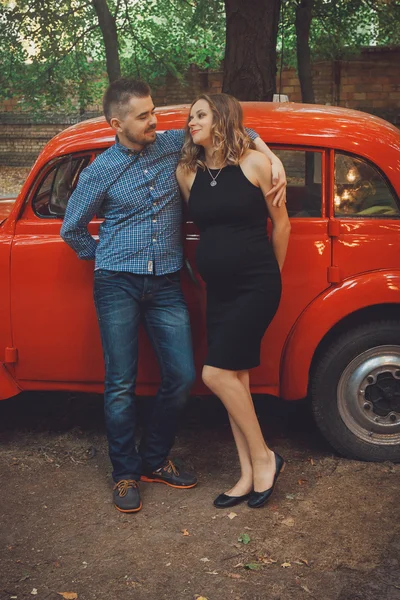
[125,127,157,146]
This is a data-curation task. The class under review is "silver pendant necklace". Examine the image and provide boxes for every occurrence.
[206,165,223,187]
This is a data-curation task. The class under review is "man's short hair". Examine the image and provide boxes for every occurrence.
[103,78,151,124]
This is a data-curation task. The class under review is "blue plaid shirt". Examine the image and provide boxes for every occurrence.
[61,128,258,275]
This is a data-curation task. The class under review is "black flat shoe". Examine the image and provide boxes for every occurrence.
[213,492,251,509]
[247,452,285,509]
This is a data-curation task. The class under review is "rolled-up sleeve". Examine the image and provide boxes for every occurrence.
[245,127,258,141]
[60,166,105,260]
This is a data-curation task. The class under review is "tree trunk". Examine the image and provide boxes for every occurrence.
[295,0,315,103]
[222,0,282,101]
[91,0,121,82]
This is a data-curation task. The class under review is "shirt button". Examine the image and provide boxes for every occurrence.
[144,169,148,174]
[152,219,157,223]
[149,186,154,190]
[153,238,157,242]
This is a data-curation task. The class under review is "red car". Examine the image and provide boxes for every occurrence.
[1,102,400,462]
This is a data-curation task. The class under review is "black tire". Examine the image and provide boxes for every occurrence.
[310,320,400,462]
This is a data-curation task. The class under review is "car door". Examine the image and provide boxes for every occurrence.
[10,153,160,391]
[251,146,334,392]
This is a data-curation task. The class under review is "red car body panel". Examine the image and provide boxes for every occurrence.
[1,102,400,401]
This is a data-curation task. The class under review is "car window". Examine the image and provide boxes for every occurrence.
[33,155,92,218]
[271,149,322,218]
[334,153,399,217]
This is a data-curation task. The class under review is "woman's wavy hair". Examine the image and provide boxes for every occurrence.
[179,93,255,171]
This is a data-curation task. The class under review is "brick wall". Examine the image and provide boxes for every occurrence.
[0,113,100,167]
[0,122,66,167]
[277,47,400,125]
[1,47,399,167]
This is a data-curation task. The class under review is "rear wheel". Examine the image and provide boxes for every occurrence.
[311,321,400,462]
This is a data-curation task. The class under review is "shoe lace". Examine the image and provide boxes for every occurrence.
[162,459,180,476]
[114,479,137,497]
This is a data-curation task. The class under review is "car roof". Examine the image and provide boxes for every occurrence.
[35,102,400,187]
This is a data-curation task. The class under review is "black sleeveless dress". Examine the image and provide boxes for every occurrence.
[188,165,282,371]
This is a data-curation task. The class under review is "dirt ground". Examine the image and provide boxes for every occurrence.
[0,392,399,600]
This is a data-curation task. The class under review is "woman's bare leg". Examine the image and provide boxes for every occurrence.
[225,371,253,495]
[203,365,276,492]
[226,413,253,495]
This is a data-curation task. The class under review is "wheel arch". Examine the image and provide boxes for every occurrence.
[280,271,400,400]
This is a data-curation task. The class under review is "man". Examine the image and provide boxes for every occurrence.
[61,78,286,513]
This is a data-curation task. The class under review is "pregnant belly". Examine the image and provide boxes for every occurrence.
[196,228,274,282]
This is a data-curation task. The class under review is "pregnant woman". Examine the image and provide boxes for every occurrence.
[176,93,291,508]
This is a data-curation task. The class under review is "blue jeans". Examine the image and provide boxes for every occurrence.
[93,269,196,482]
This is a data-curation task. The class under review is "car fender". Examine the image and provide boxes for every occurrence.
[0,364,21,401]
[280,270,400,401]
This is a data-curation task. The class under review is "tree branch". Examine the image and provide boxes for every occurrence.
[14,1,94,40]
[45,23,99,71]
[114,0,124,18]
[361,0,386,14]
[123,0,175,74]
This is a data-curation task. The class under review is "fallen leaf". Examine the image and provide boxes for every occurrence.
[298,479,308,485]
[281,517,295,527]
[31,591,38,596]
[281,562,291,568]
[244,563,262,570]
[300,558,310,567]
[244,526,252,530]
[194,596,209,600]
[238,533,250,544]
[301,585,313,595]
[269,503,279,511]
[309,458,315,466]
[227,512,237,520]
[227,573,241,579]
[57,594,78,599]
[259,556,278,565]
[200,557,210,562]
[181,529,190,536]
[286,493,296,500]
[206,570,218,575]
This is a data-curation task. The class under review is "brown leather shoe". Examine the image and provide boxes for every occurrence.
[141,459,197,489]
[113,479,142,513]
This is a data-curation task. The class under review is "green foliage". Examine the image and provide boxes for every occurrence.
[0,0,225,113]
[279,0,400,68]
[118,0,225,81]
[0,0,397,112]
[1,0,105,112]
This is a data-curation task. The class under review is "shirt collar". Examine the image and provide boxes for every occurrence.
[114,136,146,156]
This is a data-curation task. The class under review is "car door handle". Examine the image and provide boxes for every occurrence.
[184,257,201,287]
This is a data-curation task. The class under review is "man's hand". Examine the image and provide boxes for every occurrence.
[266,157,287,207]
[251,137,287,207]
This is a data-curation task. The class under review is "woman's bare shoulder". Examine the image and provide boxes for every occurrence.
[241,149,270,167]
[240,150,271,177]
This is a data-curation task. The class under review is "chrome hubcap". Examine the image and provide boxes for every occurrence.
[337,345,400,446]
